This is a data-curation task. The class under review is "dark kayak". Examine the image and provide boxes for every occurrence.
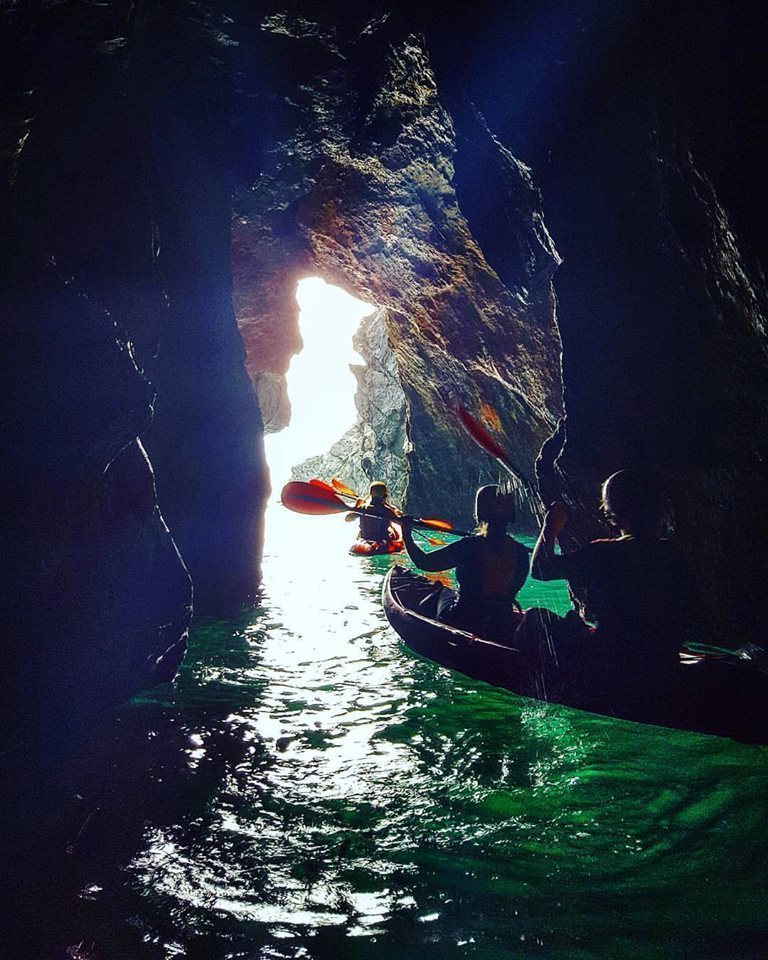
[350,538,405,557]
[383,566,768,744]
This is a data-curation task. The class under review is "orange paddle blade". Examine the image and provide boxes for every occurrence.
[451,399,535,493]
[331,477,359,499]
[418,517,454,532]
[281,481,350,515]
[453,401,512,466]
[310,478,339,494]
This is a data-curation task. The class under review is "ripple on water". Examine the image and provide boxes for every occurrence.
[52,516,768,959]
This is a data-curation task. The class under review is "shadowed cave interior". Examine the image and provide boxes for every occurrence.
[2,2,768,957]
[2,0,768,732]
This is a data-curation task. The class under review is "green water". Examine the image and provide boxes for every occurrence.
[11,510,768,959]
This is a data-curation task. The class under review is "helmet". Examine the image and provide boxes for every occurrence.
[475,484,516,523]
[601,470,665,534]
[369,481,388,499]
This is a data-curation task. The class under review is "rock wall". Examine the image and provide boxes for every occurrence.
[232,0,767,634]
[1,251,193,735]
[444,3,768,642]
[536,122,768,641]
[292,308,409,504]
[232,24,563,529]
[1,1,265,616]
[0,1,266,729]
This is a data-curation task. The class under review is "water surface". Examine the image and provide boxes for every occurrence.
[6,508,767,959]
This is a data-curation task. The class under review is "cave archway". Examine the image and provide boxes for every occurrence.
[263,277,375,494]
[232,38,563,534]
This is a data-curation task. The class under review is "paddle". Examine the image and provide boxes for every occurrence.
[450,399,548,525]
[310,478,346,496]
[329,477,447,544]
[330,477,359,500]
[281,481,472,536]
[451,400,535,494]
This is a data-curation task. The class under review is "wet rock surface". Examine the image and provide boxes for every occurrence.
[0,1,262,728]
[233,24,563,529]
[1,0,767,739]
[1,257,192,735]
[292,308,409,505]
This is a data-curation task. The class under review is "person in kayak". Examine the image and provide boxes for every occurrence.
[399,484,529,641]
[346,481,401,544]
[528,469,697,703]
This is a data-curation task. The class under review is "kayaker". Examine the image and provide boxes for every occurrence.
[346,481,401,544]
[528,469,697,703]
[399,484,529,641]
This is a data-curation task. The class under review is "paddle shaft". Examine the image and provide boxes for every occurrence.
[280,481,472,537]
[346,506,472,538]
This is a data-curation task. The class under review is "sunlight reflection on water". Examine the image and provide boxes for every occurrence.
[114,504,768,959]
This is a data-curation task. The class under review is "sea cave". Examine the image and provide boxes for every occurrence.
[1,1,768,957]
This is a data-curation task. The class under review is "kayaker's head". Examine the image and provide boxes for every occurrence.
[475,484,516,529]
[600,470,666,537]
[369,481,388,503]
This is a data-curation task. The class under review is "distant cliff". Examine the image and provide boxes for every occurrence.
[291,308,408,504]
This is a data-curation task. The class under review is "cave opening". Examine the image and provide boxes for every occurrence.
[263,277,376,551]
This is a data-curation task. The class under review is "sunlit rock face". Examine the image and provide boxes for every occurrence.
[234,1,768,635]
[292,308,409,505]
[233,25,563,528]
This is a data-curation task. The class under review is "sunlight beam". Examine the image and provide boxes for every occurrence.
[264,277,376,492]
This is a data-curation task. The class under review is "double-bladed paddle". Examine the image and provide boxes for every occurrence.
[330,477,447,545]
[280,481,472,536]
[451,400,547,522]
[330,477,359,500]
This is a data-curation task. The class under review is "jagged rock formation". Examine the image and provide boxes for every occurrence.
[233,27,563,529]
[9,1,265,616]
[292,308,409,504]
[1,1,264,729]
[234,0,768,633]
[1,252,193,734]
[536,127,768,641]
[481,13,768,643]
[1,0,767,739]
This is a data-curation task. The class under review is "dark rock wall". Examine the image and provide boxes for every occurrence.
[1,1,266,728]
[1,253,193,734]
[232,24,563,529]
[2,2,265,614]
[425,0,768,639]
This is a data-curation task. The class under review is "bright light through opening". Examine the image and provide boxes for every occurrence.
[264,277,376,492]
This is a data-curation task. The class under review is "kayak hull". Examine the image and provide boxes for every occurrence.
[350,538,405,557]
[383,566,768,743]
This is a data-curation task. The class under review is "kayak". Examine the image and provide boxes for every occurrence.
[382,566,768,744]
[350,538,405,557]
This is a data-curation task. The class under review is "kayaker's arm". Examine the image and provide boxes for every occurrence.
[345,498,366,522]
[400,517,468,572]
[531,501,569,581]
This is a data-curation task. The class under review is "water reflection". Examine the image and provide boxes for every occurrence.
[3,505,768,959]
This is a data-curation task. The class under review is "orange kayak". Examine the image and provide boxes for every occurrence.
[349,538,405,557]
